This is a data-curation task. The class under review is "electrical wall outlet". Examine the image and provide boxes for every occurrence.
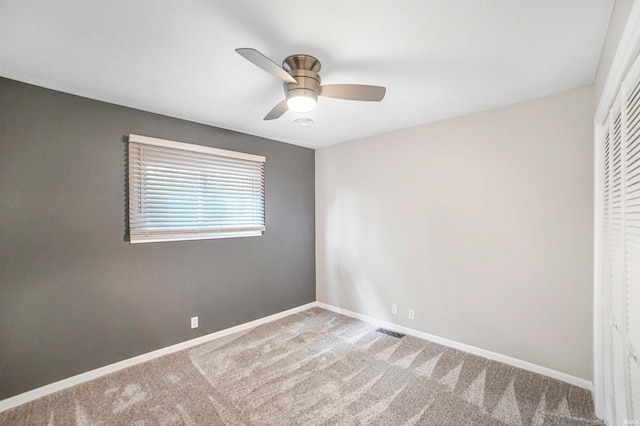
[391,304,398,315]
[191,316,199,329]
[408,309,415,320]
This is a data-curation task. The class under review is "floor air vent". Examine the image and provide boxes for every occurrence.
[375,328,405,338]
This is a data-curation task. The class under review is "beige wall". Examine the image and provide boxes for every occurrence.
[316,87,594,380]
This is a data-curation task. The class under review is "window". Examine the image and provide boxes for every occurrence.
[128,134,265,243]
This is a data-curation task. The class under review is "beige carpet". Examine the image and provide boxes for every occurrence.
[0,307,602,425]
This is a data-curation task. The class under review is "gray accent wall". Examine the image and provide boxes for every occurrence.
[0,77,315,400]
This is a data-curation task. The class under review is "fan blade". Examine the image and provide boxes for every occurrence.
[264,99,289,120]
[320,84,386,101]
[235,48,297,84]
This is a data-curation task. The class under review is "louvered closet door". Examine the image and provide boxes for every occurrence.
[625,55,640,421]
[601,51,640,424]
[602,117,614,421]
[613,105,627,425]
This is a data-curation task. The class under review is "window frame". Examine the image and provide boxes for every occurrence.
[127,134,266,244]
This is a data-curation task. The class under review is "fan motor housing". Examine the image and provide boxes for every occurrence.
[282,55,322,101]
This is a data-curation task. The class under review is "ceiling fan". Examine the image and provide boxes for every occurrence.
[235,48,386,120]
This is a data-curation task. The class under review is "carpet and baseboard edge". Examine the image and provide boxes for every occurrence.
[0,300,592,413]
[0,302,316,413]
[315,302,593,391]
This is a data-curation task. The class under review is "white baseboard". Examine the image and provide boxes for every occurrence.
[0,300,592,413]
[0,302,316,413]
[315,302,593,391]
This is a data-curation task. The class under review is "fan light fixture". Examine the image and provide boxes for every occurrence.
[287,89,317,113]
[287,95,316,113]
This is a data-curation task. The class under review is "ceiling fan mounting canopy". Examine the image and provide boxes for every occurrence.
[282,54,321,73]
[235,48,386,120]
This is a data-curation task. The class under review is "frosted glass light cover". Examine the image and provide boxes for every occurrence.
[287,95,316,113]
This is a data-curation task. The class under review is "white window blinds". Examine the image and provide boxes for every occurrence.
[128,134,265,244]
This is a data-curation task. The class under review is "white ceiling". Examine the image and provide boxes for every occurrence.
[0,1,613,149]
